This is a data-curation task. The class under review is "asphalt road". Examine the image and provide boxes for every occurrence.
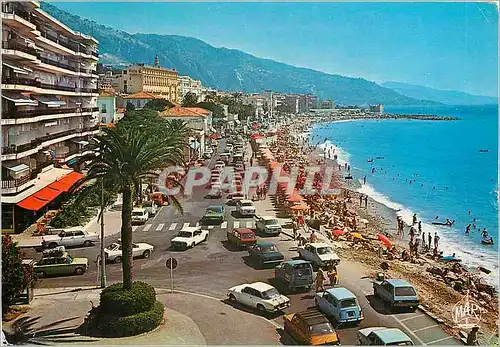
[27,138,460,346]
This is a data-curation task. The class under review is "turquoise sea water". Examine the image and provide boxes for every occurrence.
[311,105,498,285]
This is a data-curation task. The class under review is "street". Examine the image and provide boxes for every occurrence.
[25,140,460,346]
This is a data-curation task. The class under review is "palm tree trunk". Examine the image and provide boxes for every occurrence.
[121,186,134,290]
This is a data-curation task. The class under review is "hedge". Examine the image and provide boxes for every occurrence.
[96,300,164,337]
[99,281,156,316]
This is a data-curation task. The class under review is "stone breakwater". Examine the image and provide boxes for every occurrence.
[308,111,460,122]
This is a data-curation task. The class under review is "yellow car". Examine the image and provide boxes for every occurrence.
[283,309,340,345]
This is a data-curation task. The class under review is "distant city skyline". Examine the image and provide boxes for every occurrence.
[52,2,498,97]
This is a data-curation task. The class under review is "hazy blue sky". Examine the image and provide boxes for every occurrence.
[52,2,498,97]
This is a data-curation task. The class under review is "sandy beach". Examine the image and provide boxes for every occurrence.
[264,116,498,342]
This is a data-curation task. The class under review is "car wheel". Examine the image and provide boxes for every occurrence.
[75,267,85,275]
[142,250,151,258]
[228,294,237,303]
[373,288,379,298]
[203,234,208,242]
[83,240,92,247]
[191,243,195,248]
[49,242,58,248]
[114,256,122,263]
[256,304,267,315]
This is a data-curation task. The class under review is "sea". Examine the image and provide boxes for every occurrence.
[310,105,499,287]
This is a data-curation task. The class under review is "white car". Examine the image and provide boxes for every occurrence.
[170,227,209,249]
[227,282,290,314]
[236,200,256,216]
[105,241,154,263]
[131,208,149,224]
[357,327,414,345]
[298,242,340,269]
[142,200,158,216]
[42,228,99,248]
[255,216,282,236]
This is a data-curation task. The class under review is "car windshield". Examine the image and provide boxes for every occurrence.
[395,286,417,296]
[132,211,144,216]
[261,288,281,299]
[317,247,333,255]
[207,207,222,214]
[310,323,335,335]
[107,243,119,251]
[340,298,357,308]
[242,202,253,207]
[265,219,279,225]
[177,232,193,238]
[293,263,312,275]
[261,244,278,252]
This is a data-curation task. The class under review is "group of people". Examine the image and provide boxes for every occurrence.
[254,185,268,200]
[358,194,368,208]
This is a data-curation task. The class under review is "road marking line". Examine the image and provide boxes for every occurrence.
[182,222,190,229]
[169,223,177,231]
[221,222,228,229]
[412,324,439,333]
[208,225,214,229]
[143,224,152,232]
[156,223,164,231]
[393,315,427,345]
[426,336,454,345]
[362,290,370,296]
[132,226,138,231]
[399,313,426,322]
[233,221,240,228]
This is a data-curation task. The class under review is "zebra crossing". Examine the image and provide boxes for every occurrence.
[132,219,255,232]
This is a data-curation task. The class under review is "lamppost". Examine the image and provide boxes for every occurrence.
[100,175,106,288]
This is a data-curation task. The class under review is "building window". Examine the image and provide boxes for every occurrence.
[101,104,107,113]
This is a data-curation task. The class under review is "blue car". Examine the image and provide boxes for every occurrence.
[314,287,363,324]
[373,279,419,312]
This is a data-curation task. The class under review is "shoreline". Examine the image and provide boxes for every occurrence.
[295,116,498,338]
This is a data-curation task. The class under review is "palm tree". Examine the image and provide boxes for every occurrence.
[75,119,187,289]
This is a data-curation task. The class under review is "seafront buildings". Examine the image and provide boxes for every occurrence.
[178,75,203,103]
[1,1,99,233]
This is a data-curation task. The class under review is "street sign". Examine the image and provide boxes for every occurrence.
[165,257,178,270]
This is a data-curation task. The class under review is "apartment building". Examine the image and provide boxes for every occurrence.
[112,56,179,104]
[178,75,203,103]
[1,1,99,233]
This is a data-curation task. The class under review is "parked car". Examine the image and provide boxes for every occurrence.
[201,205,225,224]
[236,199,256,217]
[227,282,290,314]
[142,200,158,216]
[283,309,341,345]
[227,228,256,249]
[41,228,99,248]
[131,208,149,225]
[315,287,364,324]
[357,327,414,345]
[255,216,282,236]
[373,278,419,312]
[170,227,209,250]
[105,241,154,263]
[34,247,88,277]
[248,241,284,268]
[275,260,314,292]
[297,243,340,269]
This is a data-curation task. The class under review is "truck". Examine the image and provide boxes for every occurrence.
[372,278,419,312]
[297,243,340,270]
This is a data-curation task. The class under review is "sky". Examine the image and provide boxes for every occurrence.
[52,2,499,97]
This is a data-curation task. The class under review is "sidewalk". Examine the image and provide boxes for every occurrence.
[3,286,280,345]
[12,195,124,248]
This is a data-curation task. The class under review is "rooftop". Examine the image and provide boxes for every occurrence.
[325,287,356,301]
[373,328,412,344]
[160,106,210,118]
[296,309,331,326]
[386,279,413,287]
[248,282,274,292]
[122,91,160,100]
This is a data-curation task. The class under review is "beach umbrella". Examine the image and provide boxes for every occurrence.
[332,229,345,236]
[351,232,363,240]
[290,204,309,211]
[377,234,392,248]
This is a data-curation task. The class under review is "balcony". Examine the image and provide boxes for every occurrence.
[1,4,36,30]
[39,56,79,72]
[1,173,32,190]
[3,107,78,119]
[2,77,98,94]
[2,40,38,57]
[38,30,80,53]
[1,125,100,157]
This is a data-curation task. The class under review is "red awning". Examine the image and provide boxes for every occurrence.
[251,133,263,139]
[50,171,84,192]
[17,186,63,211]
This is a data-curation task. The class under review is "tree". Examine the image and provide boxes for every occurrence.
[76,116,188,289]
[125,102,136,113]
[276,104,294,114]
[195,101,225,118]
[144,98,174,111]
[2,235,32,315]
[181,92,199,107]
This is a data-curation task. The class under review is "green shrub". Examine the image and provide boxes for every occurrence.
[100,281,156,316]
[97,300,164,337]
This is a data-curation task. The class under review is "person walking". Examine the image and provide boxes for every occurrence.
[263,185,268,198]
[428,232,432,249]
[359,194,363,207]
[418,221,422,233]
[315,267,325,292]
[422,231,426,249]
[364,195,368,208]
[465,224,471,235]
[363,175,367,184]
[434,232,440,249]
[412,213,417,225]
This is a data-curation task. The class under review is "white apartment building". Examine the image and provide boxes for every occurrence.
[178,75,203,103]
[1,1,99,232]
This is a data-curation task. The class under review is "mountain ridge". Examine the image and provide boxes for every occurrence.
[381,81,497,106]
[42,2,440,106]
